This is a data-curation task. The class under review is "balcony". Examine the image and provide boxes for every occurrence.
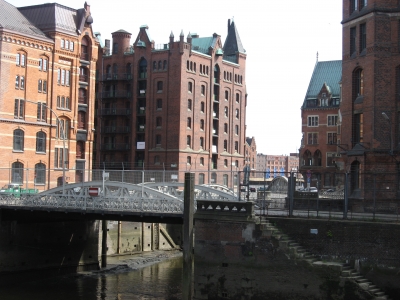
[102,126,131,134]
[80,53,89,61]
[101,143,131,151]
[100,108,131,116]
[78,96,87,104]
[79,74,88,82]
[137,107,146,115]
[101,90,132,99]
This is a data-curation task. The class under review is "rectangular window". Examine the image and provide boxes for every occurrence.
[55,148,69,169]
[307,132,318,144]
[360,23,366,53]
[37,102,46,122]
[39,59,42,71]
[308,116,319,127]
[61,69,65,85]
[350,0,358,13]
[16,54,20,65]
[57,69,61,84]
[359,0,367,10]
[43,59,47,71]
[326,153,337,167]
[43,80,47,93]
[65,40,69,50]
[14,99,24,119]
[38,79,42,92]
[70,42,74,51]
[66,71,70,86]
[15,76,19,89]
[350,27,357,56]
[61,39,65,49]
[353,113,364,145]
[327,132,337,145]
[328,115,338,126]
[20,76,25,89]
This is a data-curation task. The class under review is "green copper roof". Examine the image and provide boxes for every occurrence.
[304,60,342,102]
[191,37,214,54]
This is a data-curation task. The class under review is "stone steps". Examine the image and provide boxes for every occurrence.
[259,217,391,300]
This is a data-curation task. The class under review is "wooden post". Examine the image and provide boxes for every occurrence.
[183,172,194,299]
[101,219,107,268]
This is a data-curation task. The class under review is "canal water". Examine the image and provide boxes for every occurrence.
[0,252,183,300]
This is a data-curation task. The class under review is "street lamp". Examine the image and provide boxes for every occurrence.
[25,100,67,195]
[382,112,393,155]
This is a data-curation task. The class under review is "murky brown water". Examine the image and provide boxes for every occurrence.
[0,256,183,300]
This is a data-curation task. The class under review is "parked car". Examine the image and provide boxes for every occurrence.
[249,187,256,192]
[258,186,268,191]
[305,187,318,193]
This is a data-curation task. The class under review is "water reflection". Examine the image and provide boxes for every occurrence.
[0,256,183,300]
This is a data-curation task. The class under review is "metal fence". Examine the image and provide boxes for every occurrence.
[1,167,399,222]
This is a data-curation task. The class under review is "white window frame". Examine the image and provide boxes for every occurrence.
[308,116,319,127]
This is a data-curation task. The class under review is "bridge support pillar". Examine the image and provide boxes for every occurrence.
[183,172,194,300]
[101,219,107,268]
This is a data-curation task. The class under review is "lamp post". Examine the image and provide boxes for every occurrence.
[25,100,66,195]
[382,112,393,155]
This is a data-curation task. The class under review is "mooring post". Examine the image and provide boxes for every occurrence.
[183,172,194,299]
[101,219,107,268]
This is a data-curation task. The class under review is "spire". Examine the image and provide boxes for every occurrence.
[223,18,245,59]
[170,31,174,38]
[316,51,319,62]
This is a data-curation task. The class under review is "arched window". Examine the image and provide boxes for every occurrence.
[139,58,147,78]
[188,82,193,93]
[235,109,239,118]
[313,150,322,166]
[126,63,132,79]
[199,173,205,184]
[13,129,24,151]
[200,119,204,130]
[211,172,217,184]
[187,117,191,129]
[223,174,228,186]
[106,65,112,79]
[163,60,167,70]
[236,93,240,103]
[200,158,204,166]
[112,42,118,54]
[187,156,192,165]
[81,37,90,60]
[187,135,191,147]
[15,75,20,88]
[158,60,162,70]
[36,131,46,153]
[153,61,157,71]
[214,65,220,83]
[35,163,46,184]
[113,63,118,78]
[225,90,229,100]
[12,161,24,184]
[303,150,312,166]
[154,155,160,164]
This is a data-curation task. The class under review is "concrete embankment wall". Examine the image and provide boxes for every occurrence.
[193,205,400,299]
[0,219,100,282]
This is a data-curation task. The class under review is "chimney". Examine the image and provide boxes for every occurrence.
[104,39,110,55]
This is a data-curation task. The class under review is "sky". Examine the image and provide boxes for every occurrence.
[8,0,343,155]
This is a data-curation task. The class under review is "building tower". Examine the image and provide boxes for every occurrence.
[95,20,247,187]
[341,0,400,200]
[0,1,98,189]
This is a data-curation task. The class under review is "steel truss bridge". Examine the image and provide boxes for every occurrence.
[0,181,239,222]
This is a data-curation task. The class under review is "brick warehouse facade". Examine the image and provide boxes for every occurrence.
[0,1,98,189]
[94,20,247,185]
[300,60,342,189]
[340,0,400,200]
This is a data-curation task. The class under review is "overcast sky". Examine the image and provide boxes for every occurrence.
[8,0,343,155]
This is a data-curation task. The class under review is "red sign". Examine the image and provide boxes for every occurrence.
[89,187,100,197]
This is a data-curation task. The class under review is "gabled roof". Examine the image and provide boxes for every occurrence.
[223,19,245,59]
[191,36,215,55]
[303,60,342,103]
[0,0,50,40]
[17,2,86,36]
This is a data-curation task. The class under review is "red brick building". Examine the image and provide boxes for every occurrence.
[340,0,400,199]
[244,137,257,174]
[0,1,98,189]
[300,60,342,189]
[94,20,247,185]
